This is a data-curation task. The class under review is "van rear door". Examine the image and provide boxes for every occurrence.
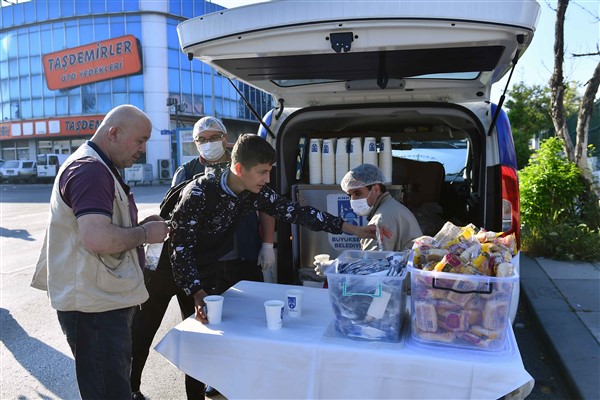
[178,0,540,106]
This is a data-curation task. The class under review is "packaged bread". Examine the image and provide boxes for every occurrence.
[409,222,517,350]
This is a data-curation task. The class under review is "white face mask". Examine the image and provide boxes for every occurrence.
[350,190,373,216]
[199,141,225,161]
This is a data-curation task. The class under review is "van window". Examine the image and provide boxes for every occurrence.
[4,161,19,168]
[392,139,468,179]
[22,161,35,168]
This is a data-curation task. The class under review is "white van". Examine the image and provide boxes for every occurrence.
[177,0,541,322]
[37,153,70,181]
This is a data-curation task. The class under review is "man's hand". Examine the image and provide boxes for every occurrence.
[139,214,165,224]
[193,289,209,324]
[142,221,170,244]
[342,222,393,240]
[257,243,275,272]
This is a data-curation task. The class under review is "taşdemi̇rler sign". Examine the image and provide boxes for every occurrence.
[42,35,142,90]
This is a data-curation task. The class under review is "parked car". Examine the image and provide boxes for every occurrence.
[0,160,37,183]
[177,0,541,322]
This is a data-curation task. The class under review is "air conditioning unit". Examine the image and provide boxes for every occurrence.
[158,159,172,180]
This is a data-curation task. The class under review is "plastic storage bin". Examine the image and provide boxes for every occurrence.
[408,262,518,351]
[325,250,407,342]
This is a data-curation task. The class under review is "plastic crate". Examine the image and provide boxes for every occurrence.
[324,250,407,342]
[408,262,518,351]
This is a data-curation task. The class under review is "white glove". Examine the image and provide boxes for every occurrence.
[313,259,335,276]
[258,243,275,272]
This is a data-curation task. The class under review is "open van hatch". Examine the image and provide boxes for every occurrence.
[178,0,540,105]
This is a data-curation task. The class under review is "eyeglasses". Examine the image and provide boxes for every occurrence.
[195,133,224,144]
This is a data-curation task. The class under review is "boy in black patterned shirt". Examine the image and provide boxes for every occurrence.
[168,133,389,322]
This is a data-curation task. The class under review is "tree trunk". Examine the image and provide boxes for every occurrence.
[575,62,600,192]
[575,62,600,167]
[550,0,575,160]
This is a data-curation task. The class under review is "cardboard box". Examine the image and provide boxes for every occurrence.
[325,250,407,342]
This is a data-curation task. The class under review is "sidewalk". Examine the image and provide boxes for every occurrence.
[520,254,600,399]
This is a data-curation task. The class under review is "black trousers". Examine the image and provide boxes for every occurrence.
[131,260,262,399]
[131,267,205,400]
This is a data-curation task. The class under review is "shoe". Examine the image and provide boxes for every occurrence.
[204,385,220,398]
[132,391,146,400]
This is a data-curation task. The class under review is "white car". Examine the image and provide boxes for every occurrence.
[177,0,541,323]
[0,160,37,183]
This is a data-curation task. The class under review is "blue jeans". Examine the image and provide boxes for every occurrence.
[57,307,135,400]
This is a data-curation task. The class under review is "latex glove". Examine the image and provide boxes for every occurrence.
[258,243,275,272]
[262,267,276,283]
[313,259,336,276]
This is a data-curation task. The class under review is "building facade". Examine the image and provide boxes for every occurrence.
[0,0,273,179]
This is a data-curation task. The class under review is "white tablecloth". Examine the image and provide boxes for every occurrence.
[155,281,534,399]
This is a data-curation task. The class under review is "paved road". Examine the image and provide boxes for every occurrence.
[1,183,191,400]
[0,183,569,400]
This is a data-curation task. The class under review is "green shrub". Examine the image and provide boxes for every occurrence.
[520,137,585,227]
[519,137,600,261]
[521,223,600,262]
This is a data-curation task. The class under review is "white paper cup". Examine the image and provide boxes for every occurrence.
[286,289,304,317]
[314,254,330,264]
[204,295,224,324]
[264,300,284,330]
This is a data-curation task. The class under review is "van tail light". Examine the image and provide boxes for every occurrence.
[501,165,520,249]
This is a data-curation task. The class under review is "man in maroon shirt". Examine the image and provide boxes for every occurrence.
[33,104,169,400]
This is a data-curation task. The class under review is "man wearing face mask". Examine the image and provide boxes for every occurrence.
[172,116,277,289]
[130,117,275,400]
[341,163,423,252]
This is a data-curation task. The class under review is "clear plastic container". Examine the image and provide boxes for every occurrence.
[408,261,518,351]
[325,250,407,342]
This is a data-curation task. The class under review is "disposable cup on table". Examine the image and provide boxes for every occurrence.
[285,289,304,318]
[264,300,284,330]
[204,295,224,324]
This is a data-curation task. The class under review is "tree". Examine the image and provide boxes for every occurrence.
[505,82,578,168]
[549,0,600,191]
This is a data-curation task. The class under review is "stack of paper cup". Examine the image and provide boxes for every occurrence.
[349,137,363,170]
[363,137,378,167]
[321,139,335,184]
[308,138,322,184]
[335,138,349,184]
[379,136,393,183]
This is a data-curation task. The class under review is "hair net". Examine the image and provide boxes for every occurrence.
[193,116,227,140]
[340,163,386,192]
